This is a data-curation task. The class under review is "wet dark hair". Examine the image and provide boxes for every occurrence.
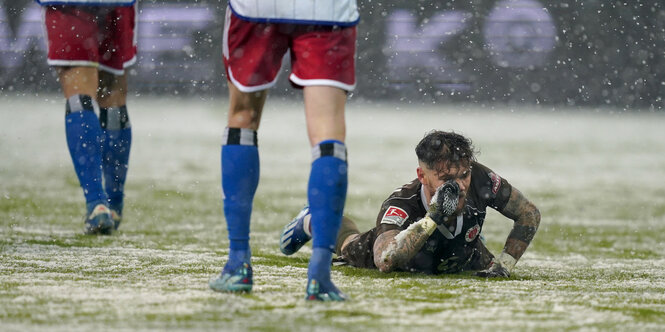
[415,130,476,172]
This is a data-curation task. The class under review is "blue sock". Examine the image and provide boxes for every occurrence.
[100,106,132,214]
[65,95,107,214]
[223,249,251,273]
[308,247,333,282]
[307,140,348,279]
[221,127,259,255]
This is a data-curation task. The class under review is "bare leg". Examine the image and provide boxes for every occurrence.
[58,66,99,99]
[227,83,267,129]
[97,72,127,108]
[303,86,347,145]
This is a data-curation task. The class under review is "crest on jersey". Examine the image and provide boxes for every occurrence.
[381,206,409,227]
[465,224,480,242]
[489,171,502,194]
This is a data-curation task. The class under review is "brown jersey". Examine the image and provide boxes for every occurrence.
[341,161,512,274]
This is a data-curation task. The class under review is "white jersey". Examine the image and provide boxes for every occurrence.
[35,0,135,5]
[229,0,359,26]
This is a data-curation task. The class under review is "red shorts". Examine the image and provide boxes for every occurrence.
[223,8,356,92]
[44,5,137,75]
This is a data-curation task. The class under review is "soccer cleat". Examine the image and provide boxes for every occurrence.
[305,278,347,302]
[280,206,312,255]
[84,204,114,235]
[209,262,253,293]
[110,209,122,230]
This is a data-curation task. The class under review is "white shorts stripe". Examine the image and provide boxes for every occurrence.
[289,74,356,92]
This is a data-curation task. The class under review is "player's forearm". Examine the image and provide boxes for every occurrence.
[503,223,538,260]
[505,202,540,258]
[373,217,437,272]
[499,188,541,267]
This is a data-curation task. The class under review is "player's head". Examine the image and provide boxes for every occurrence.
[416,130,475,171]
[416,130,476,214]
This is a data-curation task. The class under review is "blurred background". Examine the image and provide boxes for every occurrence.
[0,0,663,109]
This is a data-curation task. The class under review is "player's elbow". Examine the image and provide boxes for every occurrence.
[521,201,541,229]
[374,251,397,273]
[531,205,541,229]
[372,231,403,272]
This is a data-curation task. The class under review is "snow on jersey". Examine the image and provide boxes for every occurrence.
[229,0,359,26]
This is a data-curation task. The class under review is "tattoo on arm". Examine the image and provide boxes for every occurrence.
[373,220,433,272]
[499,187,541,261]
[372,230,400,272]
[508,224,537,243]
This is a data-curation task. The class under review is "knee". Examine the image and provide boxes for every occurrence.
[228,108,260,129]
[228,87,266,129]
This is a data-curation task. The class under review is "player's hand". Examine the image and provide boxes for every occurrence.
[475,261,510,278]
[426,180,459,225]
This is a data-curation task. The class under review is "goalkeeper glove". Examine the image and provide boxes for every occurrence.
[475,252,516,278]
[426,180,459,225]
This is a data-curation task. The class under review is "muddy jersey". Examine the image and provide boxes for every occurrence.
[372,161,512,274]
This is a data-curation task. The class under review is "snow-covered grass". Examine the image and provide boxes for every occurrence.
[1,95,664,331]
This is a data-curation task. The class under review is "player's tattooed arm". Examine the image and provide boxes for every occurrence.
[373,219,437,273]
[498,186,541,263]
[477,187,540,278]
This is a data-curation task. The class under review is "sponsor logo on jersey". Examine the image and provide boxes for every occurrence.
[489,171,501,194]
[465,224,480,242]
[381,206,409,227]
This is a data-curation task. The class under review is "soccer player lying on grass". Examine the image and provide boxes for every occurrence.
[280,130,541,277]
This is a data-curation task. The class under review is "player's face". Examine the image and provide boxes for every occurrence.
[418,162,471,215]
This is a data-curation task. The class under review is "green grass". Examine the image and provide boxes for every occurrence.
[1,97,665,331]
